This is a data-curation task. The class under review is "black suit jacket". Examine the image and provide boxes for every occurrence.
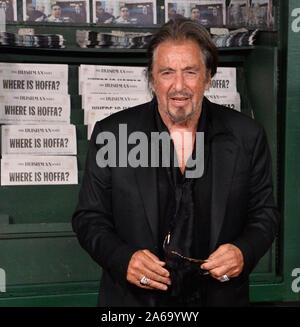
[72,97,280,306]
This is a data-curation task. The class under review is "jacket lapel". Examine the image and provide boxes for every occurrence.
[205,100,240,253]
[135,166,159,247]
[134,100,159,247]
[209,135,239,253]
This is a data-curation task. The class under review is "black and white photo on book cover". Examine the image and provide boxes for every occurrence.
[248,0,274,28]
[227,0,249,27]
[165,0,226,27]
[93,0,156,25]
[0,0,17,22]
[23,0,90,23]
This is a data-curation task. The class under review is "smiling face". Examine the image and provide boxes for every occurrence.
[151,39,211,124]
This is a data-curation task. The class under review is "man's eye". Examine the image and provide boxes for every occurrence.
[160,71,174,78]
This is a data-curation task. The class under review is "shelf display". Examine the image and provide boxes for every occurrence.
[165,0,226,26]
[227,0,249,27]
[0,0,275,31]
[248,0,274,29]
[22,0,90,23]
[93,0,157,25]
[0,0,275,51]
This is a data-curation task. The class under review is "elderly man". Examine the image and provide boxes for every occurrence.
[72,18,279,307]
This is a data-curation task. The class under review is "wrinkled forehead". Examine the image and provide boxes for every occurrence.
[152,40,205,68]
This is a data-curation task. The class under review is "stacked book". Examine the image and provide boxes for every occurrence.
[0,63,77,186]
[205,67,241,111]
[0,32,65,48]
[211,28,258,48]
[79,64,152,139]
[76,30,152,49]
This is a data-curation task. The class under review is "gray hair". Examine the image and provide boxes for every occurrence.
[147,18,218,84]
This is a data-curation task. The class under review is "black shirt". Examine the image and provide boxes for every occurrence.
[155,103,212,262]
[154,102,213,306]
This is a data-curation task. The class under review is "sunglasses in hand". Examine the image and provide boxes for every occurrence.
[170,250,210,275]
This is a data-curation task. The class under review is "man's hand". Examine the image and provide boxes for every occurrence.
[200,244,244,281]
[126,249,171,291]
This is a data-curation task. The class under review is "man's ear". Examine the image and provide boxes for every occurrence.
[151,79,156,94]
[205,70,211,91]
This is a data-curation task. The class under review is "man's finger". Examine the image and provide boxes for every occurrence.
[200,244,243,271]
[200,255,228,271]
[201,254,233,271]
[143,260,170,278]
[143,249,166,264]
[206,244,230,260]
[141,267,171,286]
[127,249,171,290]
[208,265,232,279]
[138,276,169,291]
[139,250,170,278]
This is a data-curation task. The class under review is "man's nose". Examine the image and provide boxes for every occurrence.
[174,72,184,92]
